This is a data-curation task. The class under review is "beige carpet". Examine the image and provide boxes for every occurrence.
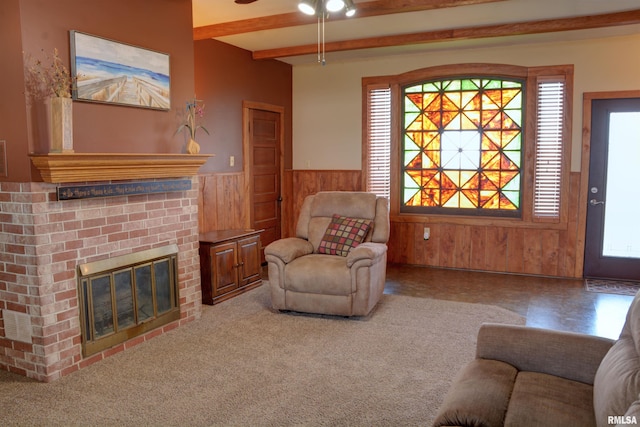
[1,284,523,426]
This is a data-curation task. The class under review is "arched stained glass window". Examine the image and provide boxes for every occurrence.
[402,77,524,217]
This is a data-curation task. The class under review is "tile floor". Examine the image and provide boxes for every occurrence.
[383,263,634,340]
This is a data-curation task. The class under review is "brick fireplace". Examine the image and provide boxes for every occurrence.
[0,177,202,382]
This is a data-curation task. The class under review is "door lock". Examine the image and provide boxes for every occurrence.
[589,199,605,206]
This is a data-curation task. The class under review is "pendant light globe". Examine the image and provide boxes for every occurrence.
[345,0,356,16]
[298,0,317,15]
[326,0,345,13]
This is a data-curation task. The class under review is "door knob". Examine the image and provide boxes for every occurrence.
[589,199,605,206]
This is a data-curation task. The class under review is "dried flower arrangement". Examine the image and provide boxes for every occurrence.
[24,48,74,100]
[176,98,209,140]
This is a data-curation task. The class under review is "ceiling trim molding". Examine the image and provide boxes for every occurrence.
[252,9,640,60]
[193,0,507,40]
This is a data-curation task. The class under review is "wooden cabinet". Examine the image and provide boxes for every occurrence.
[199,229,263,305]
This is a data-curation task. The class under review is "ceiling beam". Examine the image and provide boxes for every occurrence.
[252,9,640,60]
[193,0,507,40]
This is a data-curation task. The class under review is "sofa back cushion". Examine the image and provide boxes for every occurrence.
[296,192,389,252]
[593,290,640,427]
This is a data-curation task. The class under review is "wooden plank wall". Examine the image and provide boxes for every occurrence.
[200,169,584,278]
[198,173,247,232]
[388,174,579,276]
[282,169,364,237]
[388,172,582,277]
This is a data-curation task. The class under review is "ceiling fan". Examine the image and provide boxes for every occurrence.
[234,0,258,4]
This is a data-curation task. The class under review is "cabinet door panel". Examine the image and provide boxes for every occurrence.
[211,242,238,295]
[238,236,261,287]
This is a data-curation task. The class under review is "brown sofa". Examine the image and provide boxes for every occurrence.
[264,191,389,317]
[433,290,640,427]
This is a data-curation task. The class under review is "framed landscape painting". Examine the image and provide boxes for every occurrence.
[70,31,170,110]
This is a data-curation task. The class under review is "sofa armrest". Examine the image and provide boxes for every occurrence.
[264,237,313,264]
[345,242,387,268]
[433,359,517,427]
[476,323,615,385]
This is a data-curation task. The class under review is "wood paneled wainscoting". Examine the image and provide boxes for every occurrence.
[282,170,364,237]
[199,173,248,232]
[388,172,584,278]
[198,169,363,244]
[198,170,363,234]
[201,170,584,278]
[388,221,575,276]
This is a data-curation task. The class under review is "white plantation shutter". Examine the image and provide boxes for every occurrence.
[366,86,391,198]
[534,79,565,220]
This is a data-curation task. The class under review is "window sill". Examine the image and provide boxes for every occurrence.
[390,212,566,230]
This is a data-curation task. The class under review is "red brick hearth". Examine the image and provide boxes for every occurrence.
[0,178,202,382]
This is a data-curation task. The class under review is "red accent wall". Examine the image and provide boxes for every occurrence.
[2,0,196,182]
[194,39,293,173]
[0,0,31,182]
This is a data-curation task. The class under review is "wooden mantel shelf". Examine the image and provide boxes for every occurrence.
[29,153,213,183]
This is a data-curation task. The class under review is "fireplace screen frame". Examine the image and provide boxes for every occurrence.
[77,245,180,357]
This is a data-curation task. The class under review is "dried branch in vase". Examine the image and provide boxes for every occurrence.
[24,48,75,102]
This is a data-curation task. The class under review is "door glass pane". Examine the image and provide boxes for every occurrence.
[602,112,640,258]
[154,260,172,314]
[91,275,114,337]
[135,265,154,321]
[114,270,135,329]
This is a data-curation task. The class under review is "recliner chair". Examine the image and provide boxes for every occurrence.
[264,191,389,316]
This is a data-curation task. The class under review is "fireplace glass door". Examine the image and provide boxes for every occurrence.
[78,245,180,356]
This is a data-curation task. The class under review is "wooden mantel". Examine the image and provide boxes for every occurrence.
[29,153,213,183]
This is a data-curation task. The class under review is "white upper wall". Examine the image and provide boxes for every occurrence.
[292,32,640,172]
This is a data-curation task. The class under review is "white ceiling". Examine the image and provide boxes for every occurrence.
[192,0,640,64]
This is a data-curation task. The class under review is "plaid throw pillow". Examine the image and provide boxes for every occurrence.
[318,214,373,257]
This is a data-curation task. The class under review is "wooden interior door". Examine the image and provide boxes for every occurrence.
[246,106,282,262]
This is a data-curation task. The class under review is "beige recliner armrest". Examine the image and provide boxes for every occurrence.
[264,237,314,264]
[476,323,614,385]
[346,242,387,267]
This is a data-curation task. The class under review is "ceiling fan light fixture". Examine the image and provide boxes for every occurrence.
[326,0,345,13]
[298,0,317,16]
[298,0,358,65]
